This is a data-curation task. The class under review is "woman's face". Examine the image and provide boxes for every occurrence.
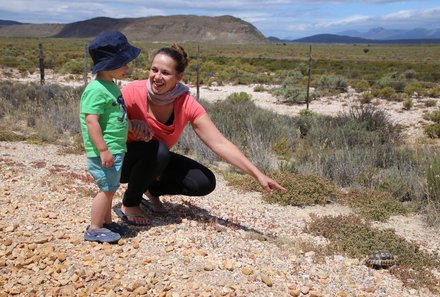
[149,54,183,94]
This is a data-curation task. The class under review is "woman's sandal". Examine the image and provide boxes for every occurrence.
[113,207,150,226]
[140,198,169,214]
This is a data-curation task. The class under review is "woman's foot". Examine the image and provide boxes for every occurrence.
[145,191,168,214]
[119,205,150,226]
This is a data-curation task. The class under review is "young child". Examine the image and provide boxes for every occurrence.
[80,31,140,243]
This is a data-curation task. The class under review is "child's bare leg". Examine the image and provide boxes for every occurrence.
[90,190,115,229]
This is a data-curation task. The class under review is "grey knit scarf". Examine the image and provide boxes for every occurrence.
[147,79,189,106]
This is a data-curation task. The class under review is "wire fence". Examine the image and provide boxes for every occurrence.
[32,43,440,96]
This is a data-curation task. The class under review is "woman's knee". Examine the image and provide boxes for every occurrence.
[197,168,216,195]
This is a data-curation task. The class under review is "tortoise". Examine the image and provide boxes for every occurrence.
[365,250,397,269]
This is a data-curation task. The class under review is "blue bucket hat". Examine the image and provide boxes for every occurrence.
[89,31,141,74]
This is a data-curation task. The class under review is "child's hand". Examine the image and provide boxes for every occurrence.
[100,150,114,168]
[129,119,153,142]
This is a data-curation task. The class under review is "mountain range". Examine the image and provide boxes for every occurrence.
[0,16,439,44]
[337,27,440,40]
[0,16,266,44]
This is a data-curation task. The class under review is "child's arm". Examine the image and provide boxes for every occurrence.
[85,114,114,167]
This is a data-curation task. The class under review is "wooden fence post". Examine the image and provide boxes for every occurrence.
[306,45,312,110]
[83,43,89,85]
[38,43,45,85]
[196,43,200,100]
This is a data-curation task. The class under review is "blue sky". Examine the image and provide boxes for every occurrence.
[0,1,439,39]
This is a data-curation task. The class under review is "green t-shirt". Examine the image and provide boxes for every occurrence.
[80,80,128,157]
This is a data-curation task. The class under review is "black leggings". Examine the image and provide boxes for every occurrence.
[120,141,216,207]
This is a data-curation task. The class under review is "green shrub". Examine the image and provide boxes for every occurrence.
[340,189,409,221]
[423,109,440,123]
[379,86,396,100]
[225,172,340,207]
[424,99,437,108]
[403,98,414,110]
[226,91,252,102]
[402,69,417,79]
[270,71,308,104]
[360,91,374,104]
[353,80,370,92]
[317,74,348,93]
[427,156,440,203]
[59,59,84,74]
[253,85,266,92]
[404,82,423,97]
[423,109,440,138]
[426,87,440,98]
[376,72,406,92]
[424,123,440,138]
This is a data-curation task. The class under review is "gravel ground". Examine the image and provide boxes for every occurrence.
[1,71,440,295]
[1,141,439,297]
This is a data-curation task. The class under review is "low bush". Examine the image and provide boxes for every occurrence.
[379,86,396,100]
[403,98,414,110]
[353,79,370,92]
[317,74,348,94]
[226,91,252,102]
[306,215,440,292]
[225,171,341,207]
[340,189,409,221]
[360,91,374,104]
[423,109,440,138]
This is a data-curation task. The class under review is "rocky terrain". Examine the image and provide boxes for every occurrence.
[1,140,440,297]
[1,72,440,296]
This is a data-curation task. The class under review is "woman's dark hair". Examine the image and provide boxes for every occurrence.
[154,43,189,74]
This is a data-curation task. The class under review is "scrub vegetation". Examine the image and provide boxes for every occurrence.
[1,37,440,291]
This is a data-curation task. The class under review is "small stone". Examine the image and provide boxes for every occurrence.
[288,289,300,297]
[337,292,348,297]
[57,252,66,262]
[142,257,152,264]
[317,271,329,279]
[309,290,323,297]
[300,286,310,295]
[204,263,215,271]
[363,287,375,293]
[5,225,16,232]
[3,239,12,246]
[223,259,234,271]
[133,286,148,295]
[132,240,140,249]
[165,246,174,253]
[260,274,273,287]
[241,268,253,275]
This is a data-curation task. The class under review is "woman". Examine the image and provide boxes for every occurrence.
[117,43,286,225]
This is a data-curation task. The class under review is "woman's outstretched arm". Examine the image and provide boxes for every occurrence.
[192,114,286,194]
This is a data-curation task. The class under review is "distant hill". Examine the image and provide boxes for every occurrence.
[0,15,267,44]
[0,20,22,25]
[338,27,440,40]
[269,34,440,44]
